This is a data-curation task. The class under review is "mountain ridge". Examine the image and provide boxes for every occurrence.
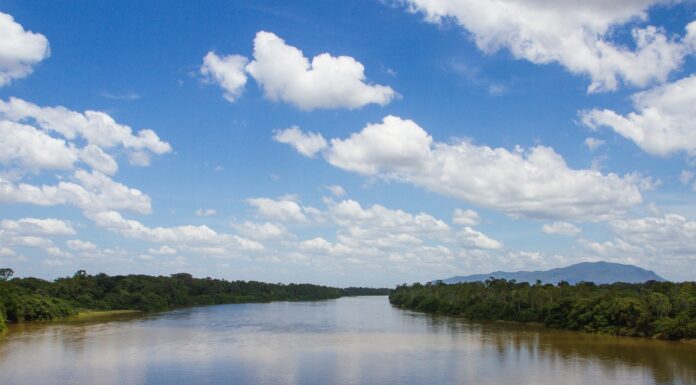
[437,261,666,285]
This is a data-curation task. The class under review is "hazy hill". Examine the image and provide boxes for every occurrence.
[437,261,666,285]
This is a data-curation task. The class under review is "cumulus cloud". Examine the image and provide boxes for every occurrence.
[542,221,581,236]
[85,210,264,252]
[280,197,505,278]
[0,170,152,214]
[280,116,643,220]
[0,12,50,86]
[452,208,480,226]
[200,52,248,102]
[1,218,75,236]
[0,96,171,219]
[66,239,97,252]
[232,221,287,240]
[299,237,351,255]
[273,126,327,157]
[325,116,432,174]
[0,97,172,165]
[404,1,696,92]
[0,219,76,262]
[580,213,696,279]
[457,226,503,249]
[329,199,451,235]
[0,247,15,257]
[0,120,77,171]
[79,144,118,175]
[201,31,397,110]
[247,196,320,223]
[240,195,503,260]
[581,74,696,156]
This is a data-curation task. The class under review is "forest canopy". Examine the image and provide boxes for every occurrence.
[389,279,696,340]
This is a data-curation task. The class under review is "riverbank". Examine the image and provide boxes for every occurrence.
[73,310,142,319]
[0,271,391,329]
[389,279,696,340]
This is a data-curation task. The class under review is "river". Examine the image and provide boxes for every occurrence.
[0,296,694,385]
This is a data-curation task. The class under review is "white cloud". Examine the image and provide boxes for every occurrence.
[325,116,432,175]
[3,235,54,248]
[278,116,643,220]
[581,74,696,156]
[85,210,264,252]
[584,137,605,151]
[79,144,118,175]
[0,12,50,86]
[0,97,172,165]
[0,170,152,214]
[195,208,217,217]
[273,126,328,157]
[220,31,396,110]
[0,121,119,176]
[0,120,77,172]
[299,237,351,255]
[147,245,177,255]
[66,239,97,252]
[87,210,219,243]
[404,1,695,92]
[329,199,451,235]
[1,218,75,235]
[452,208,480,226]
[240,196,506,274]
[247,197,318,222]
[324,184,346,197]
[609,214,696,255]
[580,213,696,279]
[542,221,581,236]
[200,52,248,102]
[457,226,503,249]
[232,221,287,240]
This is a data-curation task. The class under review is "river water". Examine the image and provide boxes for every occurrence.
[0,296,694,385]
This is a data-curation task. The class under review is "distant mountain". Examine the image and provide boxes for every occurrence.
[437,261,666,285]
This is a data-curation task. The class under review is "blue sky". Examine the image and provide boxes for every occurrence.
[1,0,695,286]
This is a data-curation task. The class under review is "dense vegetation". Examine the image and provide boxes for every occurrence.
[0,268,390,329]
[389,279,696,340]
[340,287,392,296]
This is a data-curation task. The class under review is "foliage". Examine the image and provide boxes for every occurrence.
[0,269,390,326]
[340,287,392,296]
[0,305,6,332]
[389,279,696,340]
[0,268,13,281]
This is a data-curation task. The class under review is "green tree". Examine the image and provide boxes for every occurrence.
[0,268,14,281]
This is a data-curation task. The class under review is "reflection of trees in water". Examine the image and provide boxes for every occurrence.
[420,313,696,385]
[0,312,149,357]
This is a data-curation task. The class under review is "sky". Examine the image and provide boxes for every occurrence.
[0,0,695,286]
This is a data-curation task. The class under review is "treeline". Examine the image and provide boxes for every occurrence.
[389,279,696,340]
[340,287,392,296]
[0,269,390,331]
